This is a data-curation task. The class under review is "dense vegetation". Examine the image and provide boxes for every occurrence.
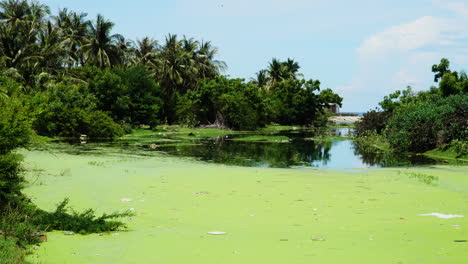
[0,0,342,139]
[356,58,467,157]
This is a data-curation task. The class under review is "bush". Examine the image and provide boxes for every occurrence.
[0,96,35,154]
[268,79,323,126]
[184,77,269,130]
[34,82,123,138]
[0,236,25,264]
[385,94,467,152]
[0,154,24,207]
[32,199,133,234]
[85,111,124,138]
[355,110,391,136]
[77,66,163,127]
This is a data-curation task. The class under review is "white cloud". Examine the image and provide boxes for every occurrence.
[357,16,458,62]
[338,1,468,111]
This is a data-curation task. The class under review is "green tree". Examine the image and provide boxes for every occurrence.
[432,58,451,82]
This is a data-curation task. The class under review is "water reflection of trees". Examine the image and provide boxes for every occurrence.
[352,143,436,167]
[158,139,332,168]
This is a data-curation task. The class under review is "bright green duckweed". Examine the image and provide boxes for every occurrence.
[22,147,468,264]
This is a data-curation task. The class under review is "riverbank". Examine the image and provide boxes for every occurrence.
[23,147,468,264]
[329,116,362,123]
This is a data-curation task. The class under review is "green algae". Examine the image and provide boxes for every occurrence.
[21,148,468,264]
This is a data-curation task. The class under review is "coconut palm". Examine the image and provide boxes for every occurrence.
[283,58,301,79]
[55,8,90,67]
[157,34,193,92]
[267,58,286,84]
[81,14,121,68]
[133,36,158,67]
[195,40,226,79]
[114,35,133,66]
[251,69,270,88]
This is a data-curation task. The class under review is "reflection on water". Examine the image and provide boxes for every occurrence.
[50,128,443,169]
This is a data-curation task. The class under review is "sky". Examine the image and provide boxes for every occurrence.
[41,0,468,112]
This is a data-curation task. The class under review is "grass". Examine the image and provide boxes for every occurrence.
[0,236,25,264]
[424,147,468,163]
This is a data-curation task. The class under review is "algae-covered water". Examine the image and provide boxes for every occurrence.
[23,130,468,264]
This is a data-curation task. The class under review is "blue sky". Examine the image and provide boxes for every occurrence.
[42,0,468,111]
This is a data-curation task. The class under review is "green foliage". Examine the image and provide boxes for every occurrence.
[0,96,35,154]
[85,111,125,138]
[0,154,24,207]
[319,88,343,107]
[114,66,162,127]
[88,67,130,122]
[0,203,42,245]
[87,66,163,127]
[432,58,451,82]
[385,94,467,152]
[182,76,269,130]
[33,198,133,234]
[355,110,391,135]
[378,86,414,112]
[439,72,459,96]
[33,82,123,138]
[0,236,26,264]
[268,79,323,126]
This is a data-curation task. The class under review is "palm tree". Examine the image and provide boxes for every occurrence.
[267,58,286,84]
[0,0,50,84]
[133,36,158,67]
[81,14,121,68]
[157,34,192,92]
[195,40,226,79]
[251,69,270,88]
[37,20,66,73]
[283,58,301,79]
[55,8,90,67]
[0,0,49,26]
[114,35,133,66]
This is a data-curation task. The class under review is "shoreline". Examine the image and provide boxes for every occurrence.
[329,115,362,123]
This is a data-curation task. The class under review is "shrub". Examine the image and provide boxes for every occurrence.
[268,79,323,126]
[385,94,467,152]
[85,111,124,139]
[355,110,391,136]
[34,82,123,138]
[187,77,269,130]
[33,199,133,234]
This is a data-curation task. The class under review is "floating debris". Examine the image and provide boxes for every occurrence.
[149,144,159,150]
[207,231,227,235]
[280,239,289,241]
[64,231,75,235]
[311,237,326,241]
[120,198,133,202]
[419,213,464,219]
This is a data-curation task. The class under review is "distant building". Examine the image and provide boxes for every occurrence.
[327,103,340,114]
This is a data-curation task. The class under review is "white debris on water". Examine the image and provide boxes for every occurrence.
[419,213,464,219]
[120,198,133,202]
[208,231,227,235]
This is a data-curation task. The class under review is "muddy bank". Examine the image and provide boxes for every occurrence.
[329,116,362,123]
